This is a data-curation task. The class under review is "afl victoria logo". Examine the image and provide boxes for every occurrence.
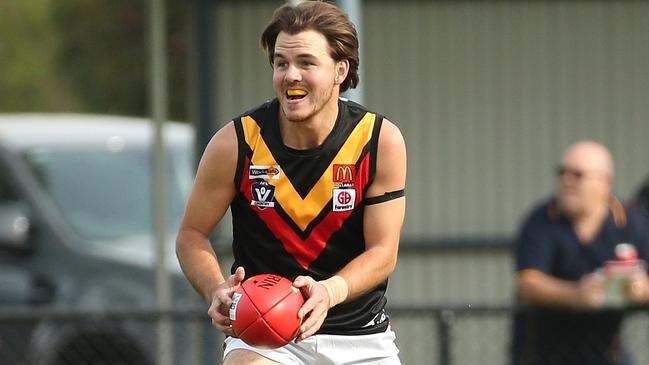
[251,181,275,209]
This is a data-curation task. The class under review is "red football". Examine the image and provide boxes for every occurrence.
[229,274,305,348]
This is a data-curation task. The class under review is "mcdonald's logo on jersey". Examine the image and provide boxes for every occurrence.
[333,164,355,183]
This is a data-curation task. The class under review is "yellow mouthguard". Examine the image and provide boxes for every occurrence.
[287,89,307,96]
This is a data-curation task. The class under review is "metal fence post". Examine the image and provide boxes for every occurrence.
[148,0,173,363]
[437,309,454,365]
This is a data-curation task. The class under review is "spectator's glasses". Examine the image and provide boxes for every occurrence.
[556,165,604,180]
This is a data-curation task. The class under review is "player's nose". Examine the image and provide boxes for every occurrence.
[284,64,302,82]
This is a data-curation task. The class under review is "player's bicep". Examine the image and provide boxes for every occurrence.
[363,119,407,250]
[363,197,405,252]
[180,122,238,237]
[365,119,406,200]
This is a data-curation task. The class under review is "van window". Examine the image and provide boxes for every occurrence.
[21,146,191,241]
[0,163,19,203]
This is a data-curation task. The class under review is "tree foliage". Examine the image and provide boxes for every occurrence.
[0,0,189,120]
[51,0,189,119]
[0,0,79,111]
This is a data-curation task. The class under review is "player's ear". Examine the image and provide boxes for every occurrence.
[334,59,349,86]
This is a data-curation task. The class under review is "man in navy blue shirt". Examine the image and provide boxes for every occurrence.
[512,141,649,365]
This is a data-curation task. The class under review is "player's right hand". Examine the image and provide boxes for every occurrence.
[208,266,246,337]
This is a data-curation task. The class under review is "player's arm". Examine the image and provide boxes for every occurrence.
[336,119,406,300]
[295,119,407,340]
[175,121,245,335]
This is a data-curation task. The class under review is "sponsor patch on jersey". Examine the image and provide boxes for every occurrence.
[249,165,281,180]
[333,164,355,183]
[333,188,356,212]
[251,181,275,209]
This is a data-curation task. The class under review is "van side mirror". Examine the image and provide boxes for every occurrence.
[0,203,30,250]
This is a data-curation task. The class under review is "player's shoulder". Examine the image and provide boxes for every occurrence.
[377,117,405,153]
[373,116,407,187]
[379,117,402,135]
[202,121,237,163]
[338,98,405,150]
[191,121,238,185]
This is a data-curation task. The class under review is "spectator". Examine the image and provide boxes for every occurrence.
[512,140,649,365]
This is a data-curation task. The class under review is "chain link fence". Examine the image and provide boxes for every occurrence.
[390,305,649,365]
[0,307,223,365]
[1,305,649,364]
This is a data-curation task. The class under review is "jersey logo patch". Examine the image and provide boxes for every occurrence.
[333,164,355,187]
[333,188,356,212]
[251,181,275,209]
[249,165,281,180]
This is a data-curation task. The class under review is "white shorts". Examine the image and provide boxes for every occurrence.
[223,325,401,365]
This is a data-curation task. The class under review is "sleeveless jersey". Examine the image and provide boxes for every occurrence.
[231,98,389,335]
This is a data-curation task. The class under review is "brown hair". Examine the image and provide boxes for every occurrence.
[260,1,359,92]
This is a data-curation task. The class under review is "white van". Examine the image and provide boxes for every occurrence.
[0,114,200,364]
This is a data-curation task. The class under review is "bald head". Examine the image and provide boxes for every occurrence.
[557,141,614,218]
[561,141,614,179]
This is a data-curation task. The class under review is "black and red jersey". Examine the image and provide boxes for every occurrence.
[230,98,389,334]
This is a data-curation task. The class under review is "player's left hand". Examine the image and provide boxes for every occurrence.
[292,275,331,342]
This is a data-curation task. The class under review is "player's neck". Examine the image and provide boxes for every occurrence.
[279,100,339,150]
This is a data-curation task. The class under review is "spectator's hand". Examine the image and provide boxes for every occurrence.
[577,272,605,308]
[293,275,331,342]
[624,269,649,303]
[207,266,245,337]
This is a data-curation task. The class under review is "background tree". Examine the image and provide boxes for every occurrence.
[0,0,80,111]
[0,0,189,120]
[52,0,189,120]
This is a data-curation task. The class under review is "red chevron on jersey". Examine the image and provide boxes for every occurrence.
[241,155,371,268]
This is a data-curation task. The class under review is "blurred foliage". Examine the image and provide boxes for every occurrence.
[0,0,80,111]
[0,0,189,120]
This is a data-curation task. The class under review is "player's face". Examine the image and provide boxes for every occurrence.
[272,30,348,124]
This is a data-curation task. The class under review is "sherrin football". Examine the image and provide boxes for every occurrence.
[229,273,305,348]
